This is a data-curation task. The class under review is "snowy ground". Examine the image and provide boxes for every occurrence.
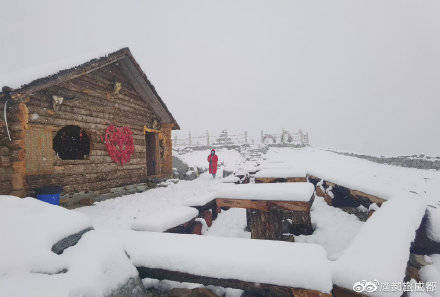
[74,146,440,296]
[77,174,222,231]
[2,146,439,297]
[174,148,245,172]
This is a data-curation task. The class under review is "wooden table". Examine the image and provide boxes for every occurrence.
[215,183,315,240]
[254,168,307,184]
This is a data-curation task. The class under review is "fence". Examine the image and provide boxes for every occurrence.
[173,130,248,147]
[173,129,310,148]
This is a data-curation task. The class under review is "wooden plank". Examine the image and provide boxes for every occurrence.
[137,267,331,297]
[216,198,310,212]
[349,189,386,206]
[332,285,367,297]
[255,177,307,183]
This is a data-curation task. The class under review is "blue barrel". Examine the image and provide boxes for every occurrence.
[35,186,63,205]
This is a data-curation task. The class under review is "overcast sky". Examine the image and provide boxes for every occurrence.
[1,0,439,155]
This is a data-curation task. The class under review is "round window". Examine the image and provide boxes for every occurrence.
[53,125,90,160]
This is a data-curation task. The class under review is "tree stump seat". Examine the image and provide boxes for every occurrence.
[215,183,315,240]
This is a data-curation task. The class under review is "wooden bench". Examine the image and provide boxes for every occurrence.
[255,168,307,184]
[307,175,386,206]
[215,183,315,240]
[332,195,426,297]
[123,231,332,297]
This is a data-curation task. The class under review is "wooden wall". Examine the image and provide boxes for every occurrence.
[2,61,174,206]
[0,101,13,195]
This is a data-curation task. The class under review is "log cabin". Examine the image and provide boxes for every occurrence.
[0,48,180,207]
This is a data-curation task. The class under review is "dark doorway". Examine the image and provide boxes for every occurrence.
[145,132,158,176]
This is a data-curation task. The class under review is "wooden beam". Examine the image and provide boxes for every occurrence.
[332,285,367,297]
[255,177,307,183]
[349,189,386,206]
[216,198,310,212]
[137,267,331,297]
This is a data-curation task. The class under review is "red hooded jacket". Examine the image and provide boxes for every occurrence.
[207,149,218,174]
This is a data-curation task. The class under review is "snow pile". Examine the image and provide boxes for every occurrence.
[205,208,251,239]
[0,195,92,273]
[122,231,332,293]
[426,207,440,243]
[1,231,141,297]
[214,182,315,202]
[77,174,222,230]
[295,196,364,259]
[131,206,198,232]
[0,196,140,297]
[222,175,241,183]
[418,254,440,297]
[332,195,427,297]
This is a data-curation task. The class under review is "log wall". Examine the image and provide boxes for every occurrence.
[2,62,174,206]
[0,101,14,195]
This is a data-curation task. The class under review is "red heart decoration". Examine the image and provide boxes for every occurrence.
[101,125,134,166]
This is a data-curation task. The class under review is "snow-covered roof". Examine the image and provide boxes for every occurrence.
[1,47,180,129]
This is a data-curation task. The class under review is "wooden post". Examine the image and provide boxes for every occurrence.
[9,101,29,197]
[248,209,284,240]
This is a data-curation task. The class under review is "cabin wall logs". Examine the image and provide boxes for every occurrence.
[0,101,14,195]
[1,62,174,205]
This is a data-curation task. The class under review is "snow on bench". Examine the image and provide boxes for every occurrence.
[332,195,427,297]
[222,175,241,183]
[131,206,199,232]
[122,231,333,294]
[255,168,306,178]
[214,182,315,202]
[255,168,307,183]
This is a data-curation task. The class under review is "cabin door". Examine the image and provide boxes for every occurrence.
[145,132,159,176]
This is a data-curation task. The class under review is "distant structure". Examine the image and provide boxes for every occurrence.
[215,130,234,145]
[173,130,248,148]
[260,129,310,146]
[173,129,310,149]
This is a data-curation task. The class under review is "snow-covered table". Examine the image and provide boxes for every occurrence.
[214,183,315,240]
[123,231,332,296]
[255,167,307,183]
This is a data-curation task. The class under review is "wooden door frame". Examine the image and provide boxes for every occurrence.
[145,129,160,177]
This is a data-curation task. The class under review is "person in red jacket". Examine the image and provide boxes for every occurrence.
[207,149,218,178]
